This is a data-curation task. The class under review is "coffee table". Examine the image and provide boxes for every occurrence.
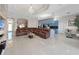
[28,34,33,39]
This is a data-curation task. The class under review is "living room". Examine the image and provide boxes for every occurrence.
[1,4,79,55]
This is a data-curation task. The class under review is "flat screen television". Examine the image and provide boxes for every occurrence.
[0,19,5,29]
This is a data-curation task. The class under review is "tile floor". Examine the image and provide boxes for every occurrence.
[3,33,79,55]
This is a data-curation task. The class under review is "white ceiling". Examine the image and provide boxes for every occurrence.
[7,4,79,19]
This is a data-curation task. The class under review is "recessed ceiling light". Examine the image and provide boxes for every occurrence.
[66,11,70,14]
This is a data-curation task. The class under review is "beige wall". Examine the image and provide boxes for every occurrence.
[28,19,38,28]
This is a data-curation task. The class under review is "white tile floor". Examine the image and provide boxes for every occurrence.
[3,33,79,55]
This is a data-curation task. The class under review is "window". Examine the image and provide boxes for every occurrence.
[7,18,13,40]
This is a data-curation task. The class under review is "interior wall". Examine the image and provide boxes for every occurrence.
[28,19,38,28]
[0,4,8,17]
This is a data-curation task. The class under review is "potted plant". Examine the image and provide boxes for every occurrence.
[74,15,79,31]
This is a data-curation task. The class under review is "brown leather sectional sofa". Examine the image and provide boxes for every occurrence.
[16,28,50,39]
[16,28,30,36]
[29,28,50,39]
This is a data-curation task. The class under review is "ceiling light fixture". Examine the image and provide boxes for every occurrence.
[27,4,49,14]
[28,5,34,14]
